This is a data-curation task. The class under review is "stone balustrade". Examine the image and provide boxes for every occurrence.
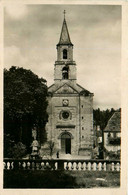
[3,159,120,171]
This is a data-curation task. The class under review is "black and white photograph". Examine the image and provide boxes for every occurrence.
[3,2,125,191]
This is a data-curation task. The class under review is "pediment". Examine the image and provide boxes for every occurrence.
[54,84,78,94]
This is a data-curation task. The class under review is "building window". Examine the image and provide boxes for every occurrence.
[62,66,69,79]
[63,49,67,59]
[107,132,120,145]
[82,127,84,130]
[82,105,83,108]
[62,111,69,119]
[59,110,72,120]
[82,136,84,139]
[82,116,84,119]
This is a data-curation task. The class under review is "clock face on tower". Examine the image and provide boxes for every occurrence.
[63,99,69,106]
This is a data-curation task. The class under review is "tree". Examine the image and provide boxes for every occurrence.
[4,66,48,155]
[93,108,116,130]
[48,141,54,158]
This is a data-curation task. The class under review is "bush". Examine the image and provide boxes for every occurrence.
[4,135,27,159]
[12,142,27,158]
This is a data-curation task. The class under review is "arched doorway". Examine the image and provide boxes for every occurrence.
[61,133,71,154]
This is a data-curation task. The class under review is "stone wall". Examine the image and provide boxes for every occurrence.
[46,93,93,157]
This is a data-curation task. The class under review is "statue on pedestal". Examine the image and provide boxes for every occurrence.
[30,127,40,159]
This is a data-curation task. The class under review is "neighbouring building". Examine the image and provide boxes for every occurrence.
[103,111,121,159]
[46,15,94,158]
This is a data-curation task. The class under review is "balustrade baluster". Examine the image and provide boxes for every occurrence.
[3,162,5,169]
[21,162,24,170]
[8,162,11,169]
[6,162,9,170]
[106,163,110,171]
[4,162,7,170]
[27,162,30,170]
[46,162,50,169]
[34,161,37,170]
[97,162,100,171]
[82,162,86,170]
[31,161,34,170]
[55,162,57,170]
[24,161,27,170]
[73,162,76,170]
[24,162,27,170]
[29,161,32,170]
[95,162,97,170]
[41,162,44,170]
[93,162,96,170]
[101,162,103,171]
[44,162,47,170]
[81,162,84,170]
[112,162,114,171]
[69,162,72,170]
[76,163,79,170]
[10,161,14,169]
[18,162,21,169]
[85,162,88,170]
[116,162,120,171]
[36,162,39,170]
[51,161,55,170]
[78,162,81,171]
[103,162,106,171]
[99,162,102,171]
[91,162,94,170]
[66,162,69,170]
[38,162,41,170]
[115,162,117,171]
[88,162,91,171]
[71,162,74,170]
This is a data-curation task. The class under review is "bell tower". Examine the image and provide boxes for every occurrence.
[54,11,76,82]
[46,11,94,157]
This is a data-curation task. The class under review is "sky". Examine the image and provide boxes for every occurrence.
[4,4,121,110]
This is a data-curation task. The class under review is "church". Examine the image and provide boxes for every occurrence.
[46,14,94,158]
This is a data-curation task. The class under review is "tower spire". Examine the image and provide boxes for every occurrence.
[57,12,73,46]
[63,10,66,19]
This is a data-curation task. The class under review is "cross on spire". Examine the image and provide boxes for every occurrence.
[63,10,66,19]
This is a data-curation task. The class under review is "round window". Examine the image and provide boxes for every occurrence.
[62,111,69,119]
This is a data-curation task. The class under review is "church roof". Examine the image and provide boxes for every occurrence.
[104,111,121,132]
[48,82,93,96]
[57,18,73,46]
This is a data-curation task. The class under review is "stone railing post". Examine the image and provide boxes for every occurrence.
[57,160,64,170]
[13,160,19,170]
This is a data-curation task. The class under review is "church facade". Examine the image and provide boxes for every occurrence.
[46,16,94,157]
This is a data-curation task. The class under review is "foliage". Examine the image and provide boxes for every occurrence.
[4,134,15,158]
[12,142,27,158]
[4,134,27,158]
[47,141,54,158]
[4,66,48,154]
[104,148,120,160]
[4,170,120,188]
[93,108,117,130]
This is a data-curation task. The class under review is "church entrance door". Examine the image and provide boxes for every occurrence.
[61,133,71,154]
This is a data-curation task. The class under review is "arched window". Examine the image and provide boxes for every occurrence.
[62,66,69,79]
[63,49,67,59]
